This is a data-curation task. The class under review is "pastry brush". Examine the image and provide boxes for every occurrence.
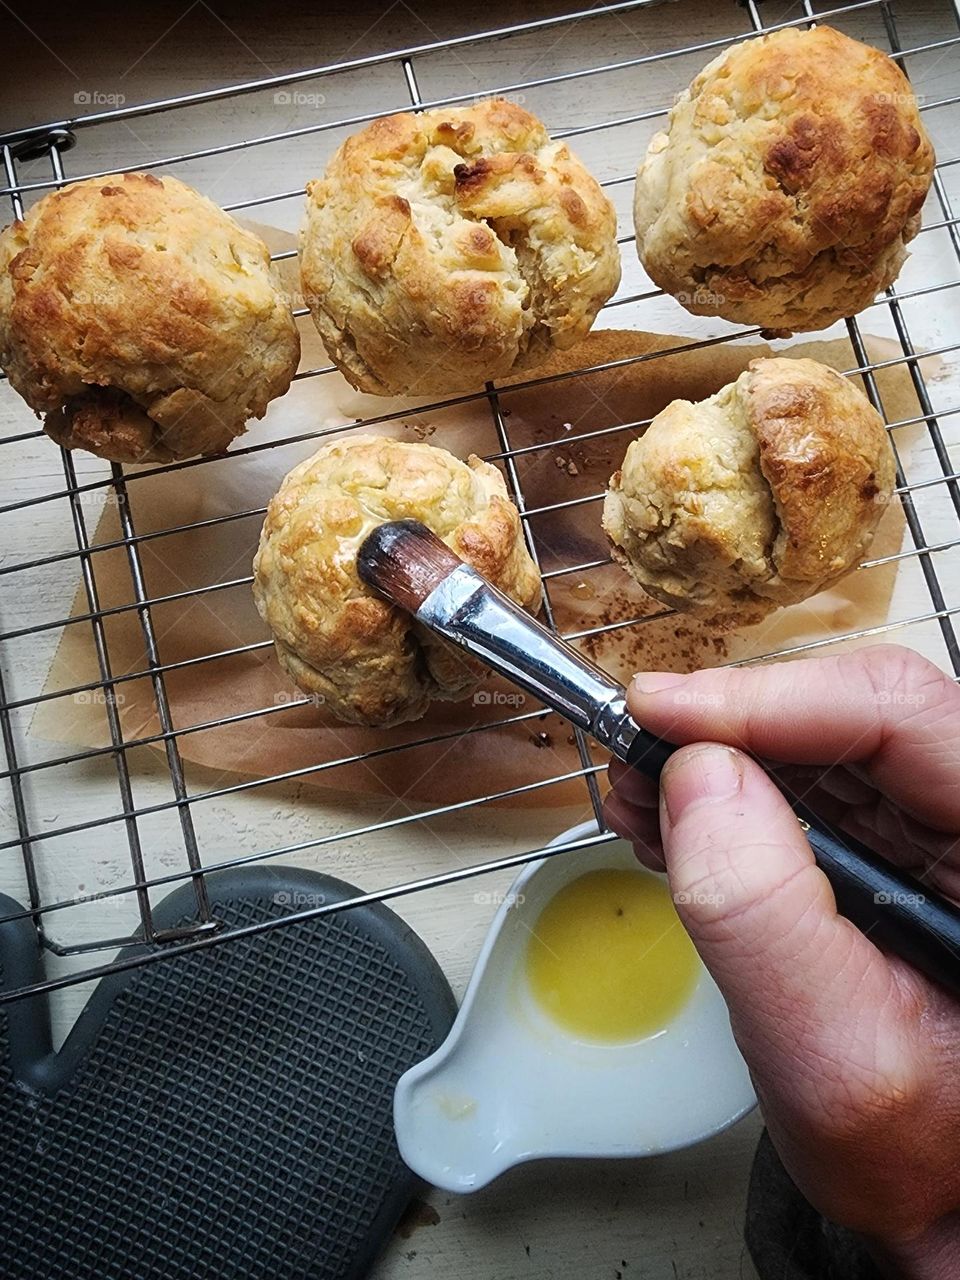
[357,518,960,999]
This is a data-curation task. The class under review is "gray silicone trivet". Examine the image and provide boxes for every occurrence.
[0,865,456,1280]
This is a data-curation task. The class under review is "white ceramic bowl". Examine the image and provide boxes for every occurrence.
[393,821,756,1192]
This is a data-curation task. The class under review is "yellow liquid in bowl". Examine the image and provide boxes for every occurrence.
[525,868,699,1042]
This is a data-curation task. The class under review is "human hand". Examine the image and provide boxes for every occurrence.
[603,645,960,1278]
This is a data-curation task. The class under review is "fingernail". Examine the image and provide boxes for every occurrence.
[631,671,688,695]
[661,745,743,826]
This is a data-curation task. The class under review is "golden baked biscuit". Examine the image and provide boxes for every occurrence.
[300,100,620,395]
[0,172,300,462]
[634,26,934,333]
[602,358,896,625]
[253,435,541,726]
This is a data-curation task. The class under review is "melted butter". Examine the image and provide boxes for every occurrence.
[525,869,698,1042]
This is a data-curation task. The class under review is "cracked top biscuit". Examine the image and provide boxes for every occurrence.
[633,26,934,334]
[602,357,896,626]
[300,99,621,395]
[0,172,300,463]
[252,435,542,726]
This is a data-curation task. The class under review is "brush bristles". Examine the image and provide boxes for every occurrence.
[357,519,464,613]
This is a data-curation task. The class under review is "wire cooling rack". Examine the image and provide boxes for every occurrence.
[1,0,959,1005]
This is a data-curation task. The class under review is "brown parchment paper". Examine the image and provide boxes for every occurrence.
[32,229,924,809]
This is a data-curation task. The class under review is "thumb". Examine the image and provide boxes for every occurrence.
[659,743,906,1113]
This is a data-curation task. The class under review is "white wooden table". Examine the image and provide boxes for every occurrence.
[1,2,958,1276]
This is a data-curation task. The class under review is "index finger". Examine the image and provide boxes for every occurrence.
[626,645,960,832]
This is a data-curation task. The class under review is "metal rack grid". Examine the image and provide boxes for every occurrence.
[0,0,958,1004]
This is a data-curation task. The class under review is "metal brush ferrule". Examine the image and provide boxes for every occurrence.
[416,564,641,762]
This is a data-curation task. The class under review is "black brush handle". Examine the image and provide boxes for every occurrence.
[625,732,960,999]
[625,727,676,776]
[793,799,960,997]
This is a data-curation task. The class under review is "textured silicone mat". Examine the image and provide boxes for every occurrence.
[0,866,457,1280]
